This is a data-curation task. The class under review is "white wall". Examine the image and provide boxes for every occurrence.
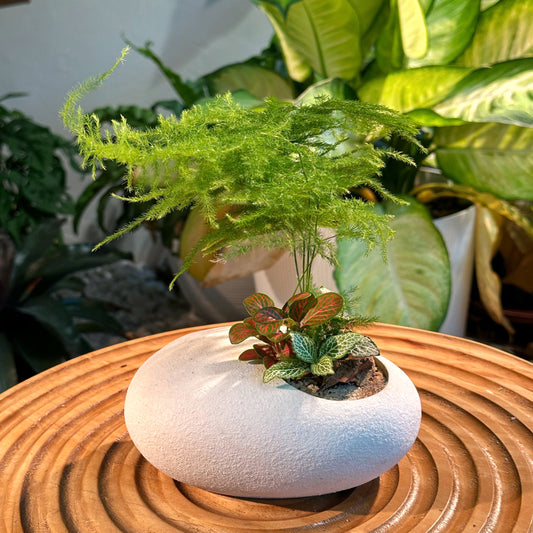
[1,0,272,133]
[1,0,272,246]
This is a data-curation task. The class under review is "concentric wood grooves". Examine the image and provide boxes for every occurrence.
[0,323,531,532]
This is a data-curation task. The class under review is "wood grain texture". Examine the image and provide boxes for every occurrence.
[0,323,532,532]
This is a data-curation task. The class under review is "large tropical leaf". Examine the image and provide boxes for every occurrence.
[398,0,428,60]
[455,0,533,67]
[335,198,451,330]
[433,59,533,126]
[407,0,480,67]
[259,0,364,82]
[249,0,303,17]
[206,64,294,100]
[434,123,533,200]
[357,65,472,112]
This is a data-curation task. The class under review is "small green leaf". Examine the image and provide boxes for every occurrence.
[263,359,309,382]
[243,293,276,317]
[229,319,257,344]
[349,335,381,358]
[300,292,343,327]
[290,332,316,363]
[310,355,335,376]
[318,332,367,360]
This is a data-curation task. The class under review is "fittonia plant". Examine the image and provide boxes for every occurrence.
[62,49,424,387]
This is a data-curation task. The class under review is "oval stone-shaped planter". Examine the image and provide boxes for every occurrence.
[124,326,421,498]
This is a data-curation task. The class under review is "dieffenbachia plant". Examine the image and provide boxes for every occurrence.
[61,48,424,295]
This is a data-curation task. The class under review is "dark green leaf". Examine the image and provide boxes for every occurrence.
[0,333,18,392]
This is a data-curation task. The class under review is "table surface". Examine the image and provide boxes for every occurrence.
[0,323,532,532]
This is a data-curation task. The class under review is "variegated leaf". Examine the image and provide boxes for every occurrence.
[290,332,317,363]
[300,292,343,327]
[318,332,367,360]
[243,293,276,317]
[349,335,381,358]
[310,355,335,376]
[263,359,309,382]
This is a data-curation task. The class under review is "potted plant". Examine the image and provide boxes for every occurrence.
[115,1,532,336]
[247,0,533,336]
[61,50,426,498]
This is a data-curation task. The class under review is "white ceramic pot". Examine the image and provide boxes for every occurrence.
[125,326,421,499]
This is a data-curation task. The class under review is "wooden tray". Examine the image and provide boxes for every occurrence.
[0,323,532,532]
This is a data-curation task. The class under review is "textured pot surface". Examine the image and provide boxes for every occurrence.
[124,326,421,498]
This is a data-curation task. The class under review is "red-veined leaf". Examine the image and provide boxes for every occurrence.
[263,355,278,369]
[284,292,317,322]
[243,293,276,316]
[300,292,343,327]
[229,319,257,344]
[254,306,285,323]
[238,348,262,361]
[275,340,293,358]
[253,343,277,360]
[255,320,287,342]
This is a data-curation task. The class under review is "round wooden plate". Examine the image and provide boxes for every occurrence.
[0,323,532,532]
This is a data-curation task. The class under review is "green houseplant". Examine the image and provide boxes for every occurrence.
[248,0,533,334]
[112,0,532,334]
[62,50,423,497]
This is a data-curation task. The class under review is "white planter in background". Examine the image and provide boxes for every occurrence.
[124,326,421,498]
[254,206,477,337]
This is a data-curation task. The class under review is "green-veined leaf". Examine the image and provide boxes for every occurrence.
[335,198,451,330]
[319,332,366,359]
[310,355,335,375]
[263,359,309,382]
[348,335,381,357]
[290,331,316,362]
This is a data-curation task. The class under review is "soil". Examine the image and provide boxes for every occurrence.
[287,357,388,401]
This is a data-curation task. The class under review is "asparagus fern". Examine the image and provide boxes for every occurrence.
[61,49,424,293]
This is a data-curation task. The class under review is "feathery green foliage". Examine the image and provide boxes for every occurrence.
[61,50,424,292]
